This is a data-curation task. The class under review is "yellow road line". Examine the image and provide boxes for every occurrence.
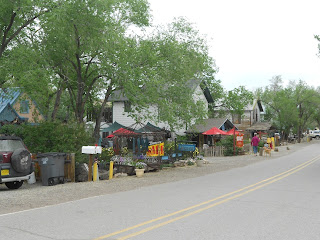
[94,156,319,240]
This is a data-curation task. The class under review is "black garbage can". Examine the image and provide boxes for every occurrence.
[37,152,66,186]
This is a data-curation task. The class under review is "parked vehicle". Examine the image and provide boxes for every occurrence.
[309,130,320,139]
[0,136,34,189]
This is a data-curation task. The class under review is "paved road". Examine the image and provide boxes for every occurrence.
[1,143,320,240]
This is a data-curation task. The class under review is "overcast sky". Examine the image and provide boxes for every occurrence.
[147,0,320,91]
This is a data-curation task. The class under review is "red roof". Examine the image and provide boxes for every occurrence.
[107,128,137,138]
[202,127,228,135]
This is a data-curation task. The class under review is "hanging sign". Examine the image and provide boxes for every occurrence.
[236,133,244,148]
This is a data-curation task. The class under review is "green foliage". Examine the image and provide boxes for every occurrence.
[0,121,94,161]
[98,147,115,162]
[164,140,175,154]
[261,76,320,140]
[218,136,242,156]
[1,0,219,140]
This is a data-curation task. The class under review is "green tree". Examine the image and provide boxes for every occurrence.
[39,1,217,140]
[261,76,320,141]
[211,86,253,119]
[0,0,61,85]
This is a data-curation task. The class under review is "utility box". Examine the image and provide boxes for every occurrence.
[37,152,66,186]
[82,146,102,154]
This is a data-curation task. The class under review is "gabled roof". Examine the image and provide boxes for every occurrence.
[0,88,21,113]
[0,88,27,123]
[186,118,237,133]
[246,99,263,112]
[108,90,128,102]
[245,122,274,131]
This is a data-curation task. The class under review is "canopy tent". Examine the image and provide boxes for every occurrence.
[136,122,165,133]
[107,128,138,138]
[102,121,126,132]
[202,127,228,135]
[225,129,241,135]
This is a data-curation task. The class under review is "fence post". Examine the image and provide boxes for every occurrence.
[88,154,93,181]
[70,153,75,182]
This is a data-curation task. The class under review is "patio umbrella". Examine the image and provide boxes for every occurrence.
[202,127,228,135]
[226,129,241,135]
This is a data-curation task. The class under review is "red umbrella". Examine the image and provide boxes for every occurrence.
[202,127,228,135]
[107,128,137,138]
[225,129,241,135]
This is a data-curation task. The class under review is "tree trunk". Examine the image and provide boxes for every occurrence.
[51,86,64,120]
[93,86,113,143]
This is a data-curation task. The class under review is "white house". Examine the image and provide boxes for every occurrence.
[231,99,264,126]
[107,80,214,136]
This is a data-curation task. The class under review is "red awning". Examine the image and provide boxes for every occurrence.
[202,127,228,135]
[107,128,137,138]
[225,129,241,135]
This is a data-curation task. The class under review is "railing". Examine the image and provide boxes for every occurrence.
[203,146,225,157]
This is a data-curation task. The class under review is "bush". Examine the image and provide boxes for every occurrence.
[219,136,243,156]
[0,121,94,162]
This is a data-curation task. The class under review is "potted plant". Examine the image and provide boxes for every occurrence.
[194,155,205,167]
[134,162,147,177]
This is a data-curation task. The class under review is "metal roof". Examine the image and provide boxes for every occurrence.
[186,118,236,133]
[0,88,21,113]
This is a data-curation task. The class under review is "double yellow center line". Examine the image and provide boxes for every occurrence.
[94,156,319,240]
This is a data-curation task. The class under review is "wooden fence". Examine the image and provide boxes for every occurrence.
[203,146,225,157]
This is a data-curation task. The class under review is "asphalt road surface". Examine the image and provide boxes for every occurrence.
[1,143,320,240]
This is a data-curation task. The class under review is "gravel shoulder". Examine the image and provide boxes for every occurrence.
[0,141,315,215]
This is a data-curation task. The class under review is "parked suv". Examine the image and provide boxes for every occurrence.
[0,136,34,189]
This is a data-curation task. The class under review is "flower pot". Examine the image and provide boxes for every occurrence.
[135,168,145,178]
[195,159,204,167]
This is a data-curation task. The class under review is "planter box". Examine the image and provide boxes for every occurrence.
[113,164,135,176]
[143,156,161,172]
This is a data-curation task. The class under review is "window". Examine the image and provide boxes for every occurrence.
[102,107,113,123]
[20,100,29,114]
[124,101,131,112]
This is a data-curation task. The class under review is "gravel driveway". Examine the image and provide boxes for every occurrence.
[0,141,313,215]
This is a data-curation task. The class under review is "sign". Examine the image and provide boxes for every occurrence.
[236,133,244,148]
[147,143,164,156]
[178,144,196,152]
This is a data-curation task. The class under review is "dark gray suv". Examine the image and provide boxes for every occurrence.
[0,136,35,189]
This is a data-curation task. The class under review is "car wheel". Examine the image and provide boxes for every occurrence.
[5,181,23,189]
[11,148,32,173]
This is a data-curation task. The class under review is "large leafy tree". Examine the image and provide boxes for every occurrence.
[261,76,320,141]
[40,0,150,125]
[0,0,61,85]
[36,1,217,140]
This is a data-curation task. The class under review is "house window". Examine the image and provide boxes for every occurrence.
[20,100,29,114]
[102,107,113,123]
[124,101,131,112]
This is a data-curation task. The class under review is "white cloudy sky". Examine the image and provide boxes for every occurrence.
[147,0,320,91]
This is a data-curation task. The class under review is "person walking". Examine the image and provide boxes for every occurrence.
[251,133,260,156]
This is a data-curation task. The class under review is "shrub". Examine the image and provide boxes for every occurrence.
[219,136,243,156]
[0,121,94,162]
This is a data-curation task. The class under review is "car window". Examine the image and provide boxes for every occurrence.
[0,140,25,152]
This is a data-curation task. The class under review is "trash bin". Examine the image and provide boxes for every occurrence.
[37,152,66,186]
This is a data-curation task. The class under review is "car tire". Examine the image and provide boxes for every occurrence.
[11,148,32,173]
[5,181,23,189]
